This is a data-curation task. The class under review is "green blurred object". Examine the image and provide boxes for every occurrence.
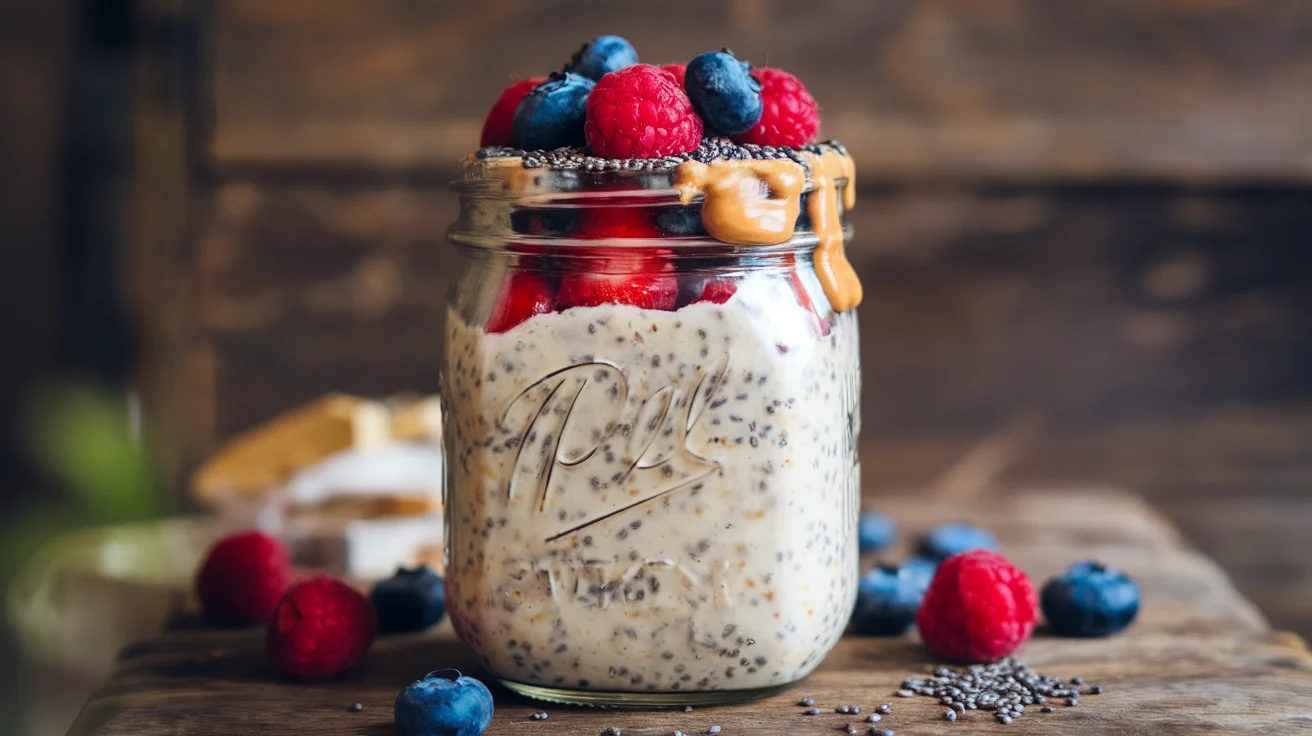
[2,380,168,655]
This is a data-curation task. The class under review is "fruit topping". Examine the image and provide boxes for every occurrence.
[732,68,819,147]
[564,34,639,82]
[512,72,594,151]
[486,272,556,333]
[480,77,546,148]
[916,550,1037,663]
[660,63,687,87]
[371,565,447,635]
[684,50,764,136]
[1041,561,1141,637]
[584,64,703,159]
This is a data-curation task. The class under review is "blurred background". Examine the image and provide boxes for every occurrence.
[2,1,1311,734]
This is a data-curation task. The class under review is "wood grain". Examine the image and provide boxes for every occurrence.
[207,0,1312,181]
[65,490,1312,735]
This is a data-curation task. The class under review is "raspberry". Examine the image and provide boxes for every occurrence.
[195,531,292,625]
[585,64,703,158]
[661,63,686,87]
[732,68,819,147]
[479,77,545,148]
[916,550,1037,663]
[266,577,375,679]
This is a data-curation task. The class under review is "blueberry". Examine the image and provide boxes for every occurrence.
[512,72,594,151]
[900,555,940,589]
[655,206,705,237]
[684,50,763,135]
[564,35,639,81]
[917,522,998,561]
[857,511,896,553]
[394,669,493,736]
[511,208,578,236]
[371,566,446,635]
[851,562,930,636]
[1041,561,1140,637]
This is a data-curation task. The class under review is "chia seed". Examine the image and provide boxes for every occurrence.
[876,704,891,714]
[798,697,816,707]
[803,708,821,716]
[346,703,363,713]
[531,711,548,720]
[891,657,1099,724]
[708,727,721,734]
[942,710,957,722]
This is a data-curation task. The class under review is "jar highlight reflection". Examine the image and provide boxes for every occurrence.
[441,161,861,706]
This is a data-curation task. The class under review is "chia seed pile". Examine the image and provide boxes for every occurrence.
[476,136,848,172]
[896,657,1101,725]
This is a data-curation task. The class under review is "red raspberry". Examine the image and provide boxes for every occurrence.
[661,63,686,88]
[916,550,1037,663]
[732,68,819,147]
[266,577,376,680]
[195,531,292,626]
[480,77,546,148]
[585,64,703,158]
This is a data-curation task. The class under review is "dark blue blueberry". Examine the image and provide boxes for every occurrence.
[857,510,896,553]
[684,50,763,136]
[655,206,705,236]
[917,522,998,561]
[371,566,446,635]
[394,669,493,736]
[1041,561,1140,637]
[851,562,931,636]
[564,35,639,81]
[512,72,594,151]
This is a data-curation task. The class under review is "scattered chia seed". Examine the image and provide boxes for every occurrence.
[708,727,721,734]
[1070,677,1084,685]
[895,689,915,698]
[893,657,1099,724]
[531,711,548,720]
[803,708,821,716]
[876,704,892,714]
[869,729,894,736]
[865,713,881,723]
[798,697,816,707]
[684,706,694,712]
[602,728,622,736]
[1089,685,1103,694]
[346,703,363,713]
[943,710,957,722]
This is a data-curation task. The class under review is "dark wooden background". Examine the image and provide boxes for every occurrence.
[129,0,1312,637]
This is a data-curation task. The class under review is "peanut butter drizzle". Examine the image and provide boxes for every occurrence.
[798,149,861,311]
[673,159,805,246]
[673,150,861,311]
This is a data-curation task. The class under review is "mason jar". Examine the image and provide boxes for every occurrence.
[441,147,861,706]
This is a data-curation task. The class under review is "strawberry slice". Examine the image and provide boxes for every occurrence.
[693,279,738,304]
[486,272,556,333]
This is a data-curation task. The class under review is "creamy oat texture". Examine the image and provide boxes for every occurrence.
[443,274,860,692]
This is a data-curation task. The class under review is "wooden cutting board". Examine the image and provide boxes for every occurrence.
[66,490,1312,735]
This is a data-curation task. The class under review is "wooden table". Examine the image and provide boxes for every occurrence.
[67,490,1312,735]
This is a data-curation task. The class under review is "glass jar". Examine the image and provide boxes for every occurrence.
[442,154,861,706]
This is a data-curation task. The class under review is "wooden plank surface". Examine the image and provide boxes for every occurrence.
[65,490,1312,735]
[207,0,1312,181]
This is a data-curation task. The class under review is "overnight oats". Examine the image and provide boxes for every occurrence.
[441,37,864,706]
